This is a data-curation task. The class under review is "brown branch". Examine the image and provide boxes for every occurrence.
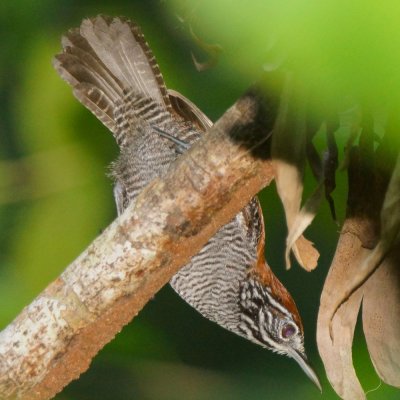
[0,88,277,400]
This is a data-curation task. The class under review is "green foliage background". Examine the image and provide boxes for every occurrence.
[0,1,399,399]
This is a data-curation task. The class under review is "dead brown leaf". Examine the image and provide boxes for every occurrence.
[317,227,369,400]
[362,249,400,387]
[329,154,400,320]
[284,181,323,271]
[318,222,400,398]
[272,75,319,270]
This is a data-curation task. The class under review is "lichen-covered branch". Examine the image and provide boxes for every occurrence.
[0,89,276,400]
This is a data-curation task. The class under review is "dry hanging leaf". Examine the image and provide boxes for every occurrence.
[329,153,400,319]
[362,248,400,387]
[285,181,324,270]
[286,132,338,270]
[317,227,370,400]
[287,131,338,270]
[271,74,319,270]
[318,224,400,399]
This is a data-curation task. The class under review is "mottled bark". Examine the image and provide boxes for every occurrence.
[0,89,276,400]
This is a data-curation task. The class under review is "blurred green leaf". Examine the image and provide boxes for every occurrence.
[171,0,400,122]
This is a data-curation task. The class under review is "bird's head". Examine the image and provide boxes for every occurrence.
[238,270,321,391]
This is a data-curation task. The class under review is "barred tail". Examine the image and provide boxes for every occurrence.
[53,15,172,144]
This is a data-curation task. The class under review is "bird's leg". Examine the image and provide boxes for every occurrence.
[152,125,190,154]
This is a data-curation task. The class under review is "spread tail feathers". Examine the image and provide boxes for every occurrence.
[53,15,172,141]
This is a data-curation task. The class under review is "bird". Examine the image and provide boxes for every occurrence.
[53,15,321,389]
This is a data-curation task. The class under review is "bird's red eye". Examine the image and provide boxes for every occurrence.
[281,323,296,339]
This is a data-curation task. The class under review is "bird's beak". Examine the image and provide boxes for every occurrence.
[287,348,322,392]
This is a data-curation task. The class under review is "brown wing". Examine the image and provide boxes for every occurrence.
[168,89,213,131]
